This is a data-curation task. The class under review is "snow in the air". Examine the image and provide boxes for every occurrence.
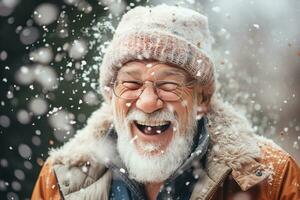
[0,0,299,199]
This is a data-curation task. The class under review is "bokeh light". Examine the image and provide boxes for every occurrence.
[33,3,59,26]
[1,0,299,199]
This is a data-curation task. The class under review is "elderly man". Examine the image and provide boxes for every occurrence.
[32,4,300,200]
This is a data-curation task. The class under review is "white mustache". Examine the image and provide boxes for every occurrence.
[126,108,177,123]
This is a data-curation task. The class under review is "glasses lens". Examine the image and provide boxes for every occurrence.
[113,80,185,101]
[157,89,181,101]
[114,81,142,100]
[155,81,181,101]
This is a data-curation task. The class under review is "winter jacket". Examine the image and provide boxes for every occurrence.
[31,99,300,200]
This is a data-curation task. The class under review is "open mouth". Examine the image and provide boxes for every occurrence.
[134,120,171,135]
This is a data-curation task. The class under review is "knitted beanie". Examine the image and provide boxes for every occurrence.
[99,4,215,102]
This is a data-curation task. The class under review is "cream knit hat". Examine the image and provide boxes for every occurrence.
[100,4,215,102]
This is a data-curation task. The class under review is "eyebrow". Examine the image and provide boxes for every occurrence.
[117,68,142,78]
[155,69,192,82]
[157,69,186,77]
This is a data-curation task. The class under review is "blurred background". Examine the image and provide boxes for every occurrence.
[0,0,299,199]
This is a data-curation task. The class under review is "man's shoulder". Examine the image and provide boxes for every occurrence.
[256,136,300,198]
[42,157,112,199]
[31,159,62,200]
[257,136,296,170]
[256,136,298,176]
[34,159,60,184]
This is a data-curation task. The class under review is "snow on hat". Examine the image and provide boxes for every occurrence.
[99,4,215,102]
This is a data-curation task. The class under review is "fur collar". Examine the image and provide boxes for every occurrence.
[49,98,267,172]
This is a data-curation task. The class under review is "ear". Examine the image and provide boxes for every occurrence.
[194,86,210,116]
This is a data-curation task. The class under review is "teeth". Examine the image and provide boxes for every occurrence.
[135,120,169,126]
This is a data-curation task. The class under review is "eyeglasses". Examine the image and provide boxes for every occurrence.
[112,79,196,101]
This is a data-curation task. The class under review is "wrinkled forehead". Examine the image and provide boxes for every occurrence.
[117,60,193,81]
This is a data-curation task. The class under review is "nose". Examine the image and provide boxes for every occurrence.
[136,85,163,113]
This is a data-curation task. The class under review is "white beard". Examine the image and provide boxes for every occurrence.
[112,101,198,183]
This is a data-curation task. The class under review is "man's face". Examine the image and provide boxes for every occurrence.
[111,60,200,182]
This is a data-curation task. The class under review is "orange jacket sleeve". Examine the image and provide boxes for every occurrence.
[275,156,300,200]
[31,160,63,200]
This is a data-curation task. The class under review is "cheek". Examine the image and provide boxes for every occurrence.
[178,106,189,132]
[113,98,131,119]
[173,93,195,133]
[167,102,188,133]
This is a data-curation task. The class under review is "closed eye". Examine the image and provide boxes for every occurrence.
[122,81,142,90]
[156,81,180,91]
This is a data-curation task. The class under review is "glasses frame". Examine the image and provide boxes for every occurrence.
[111,79,196,102]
